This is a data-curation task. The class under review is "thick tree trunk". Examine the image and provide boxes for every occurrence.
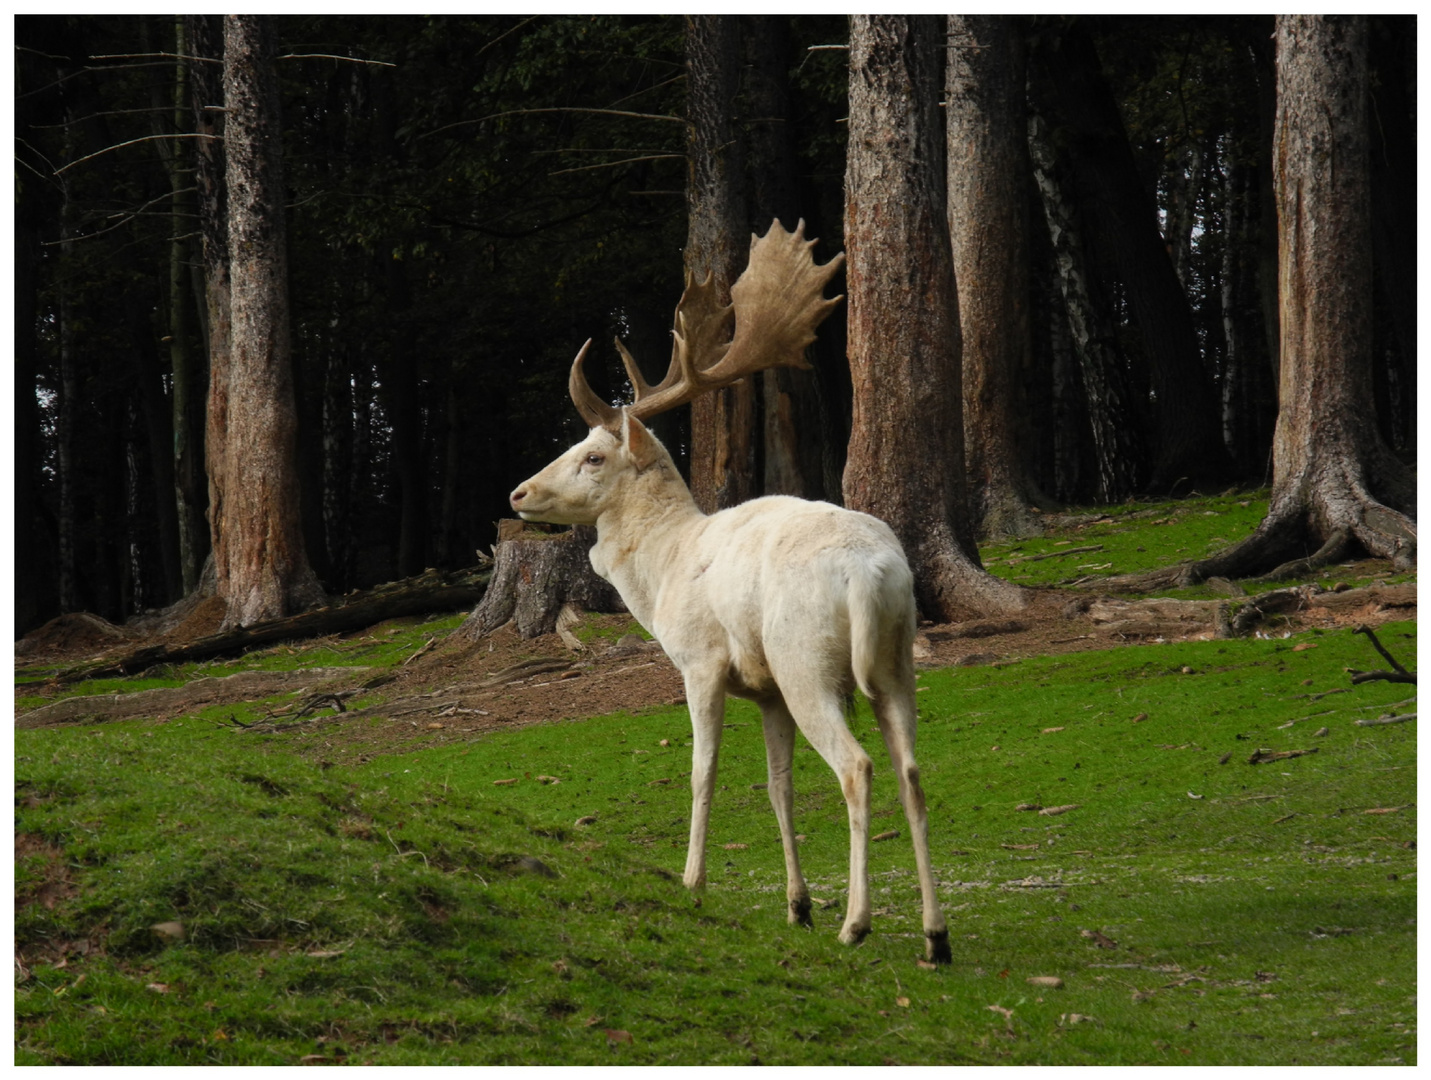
[1029,22,1230,493]
[459,523,623,641]
[946,15,1049,538]
[685,15,755,514]
[843,14,1025,621]
[212,15,325,628]
[1116,16,1416,589]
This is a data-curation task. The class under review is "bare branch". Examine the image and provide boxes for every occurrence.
[29,105,182,129]
[422,106,686,140]
[277,53,396,67]
[606,73,686,109]
[473,15,542,60]
[56,133,220,176]
[548,153,683,177]
[86,51,222,64]
[41,186,198,245]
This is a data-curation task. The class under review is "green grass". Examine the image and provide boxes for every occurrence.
[979,490,1414,595]
[14,614,469,712]
[16,622,1416,1065]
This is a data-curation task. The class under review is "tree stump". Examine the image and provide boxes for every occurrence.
[459,521,624,641]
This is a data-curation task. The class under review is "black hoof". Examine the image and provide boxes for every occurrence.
[926,929,952,965]
[790,896,814,927]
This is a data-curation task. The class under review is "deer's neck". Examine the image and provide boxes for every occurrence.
[590,462,702,626]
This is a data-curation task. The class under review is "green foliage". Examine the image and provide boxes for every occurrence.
[16,619,1416,1064]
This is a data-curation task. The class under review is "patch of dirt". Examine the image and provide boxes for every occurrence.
[13,583,1415,761]
[15,831,78,914]
[14,612,139,660]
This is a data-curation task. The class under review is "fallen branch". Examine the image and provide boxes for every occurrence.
[1353,713,1415,728]
[1347,624,1416,685]
[1247,747,1318,765]
[1010,544,1103,564]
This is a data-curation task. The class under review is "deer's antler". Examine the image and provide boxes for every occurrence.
[568,219,845,429]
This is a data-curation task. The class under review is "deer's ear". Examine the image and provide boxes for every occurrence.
[621,410,661,470]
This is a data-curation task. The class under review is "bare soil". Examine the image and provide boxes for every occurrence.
[15,583,1415,762]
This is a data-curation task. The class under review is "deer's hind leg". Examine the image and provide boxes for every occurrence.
[774,674,874,946]
[869,674,950,964]
[758,695,812,926]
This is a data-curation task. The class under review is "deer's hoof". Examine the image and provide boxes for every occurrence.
[926,929,952,965]
[789,896,813,927]
[838,922,870,946]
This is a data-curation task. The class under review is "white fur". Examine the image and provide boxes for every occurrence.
[511,413,949,958]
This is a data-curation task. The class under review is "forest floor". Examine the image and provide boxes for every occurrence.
[14,561,1415,762]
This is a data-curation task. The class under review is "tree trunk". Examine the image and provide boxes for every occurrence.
[1367,15,1416,447]
[685,15,755,514]
[212,15,325,628]
[1118,16,1416,588]
[743,16,827,503]
[190,13,228,606]
[15,199,47,634]
[459,522,624,641]
[163,15,209,594]
[945,15,1049,538]
[1027,111,1143,504]
[1029,22,1230,493]
[842,14,1025,621]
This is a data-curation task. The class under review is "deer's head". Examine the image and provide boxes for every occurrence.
[510,220,844,526]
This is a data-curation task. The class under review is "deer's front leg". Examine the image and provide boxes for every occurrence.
[682,670,726,890]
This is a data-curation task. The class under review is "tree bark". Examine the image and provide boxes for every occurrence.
[842,14,1025,621]
[212,15,325,628]
[1027,110,1143,504]
[459,523,623,641]
[164,15,209,594]
[685,15,755,514]
[1115,16,1416,589]
[1028,21,1230,493]
[190,13,228,606]
[945,15,1050,538]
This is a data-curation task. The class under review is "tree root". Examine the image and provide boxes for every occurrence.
[1102,492,1414,593]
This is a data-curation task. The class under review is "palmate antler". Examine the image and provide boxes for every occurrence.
[569,219,845,429]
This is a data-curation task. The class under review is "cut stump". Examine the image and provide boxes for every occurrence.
[459,521,623,641]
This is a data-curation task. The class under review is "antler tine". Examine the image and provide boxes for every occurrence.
[625,219,842,423]
[568,338,622,430]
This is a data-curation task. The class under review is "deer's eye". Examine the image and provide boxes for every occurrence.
[584,453,604,467]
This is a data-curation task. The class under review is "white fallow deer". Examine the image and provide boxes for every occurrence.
[509,220,950,963]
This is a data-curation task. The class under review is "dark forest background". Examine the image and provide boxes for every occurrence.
[13,15,1416,636]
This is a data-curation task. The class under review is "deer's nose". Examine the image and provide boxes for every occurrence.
[510,487,527,509]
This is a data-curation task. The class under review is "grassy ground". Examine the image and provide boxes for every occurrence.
[980,490,1415,595]
[16,611,1416,1064]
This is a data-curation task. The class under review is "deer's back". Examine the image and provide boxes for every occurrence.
[651,496,912,693]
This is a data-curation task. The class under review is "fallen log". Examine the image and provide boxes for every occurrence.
[17,668,367,727]
[36,567,489,683]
